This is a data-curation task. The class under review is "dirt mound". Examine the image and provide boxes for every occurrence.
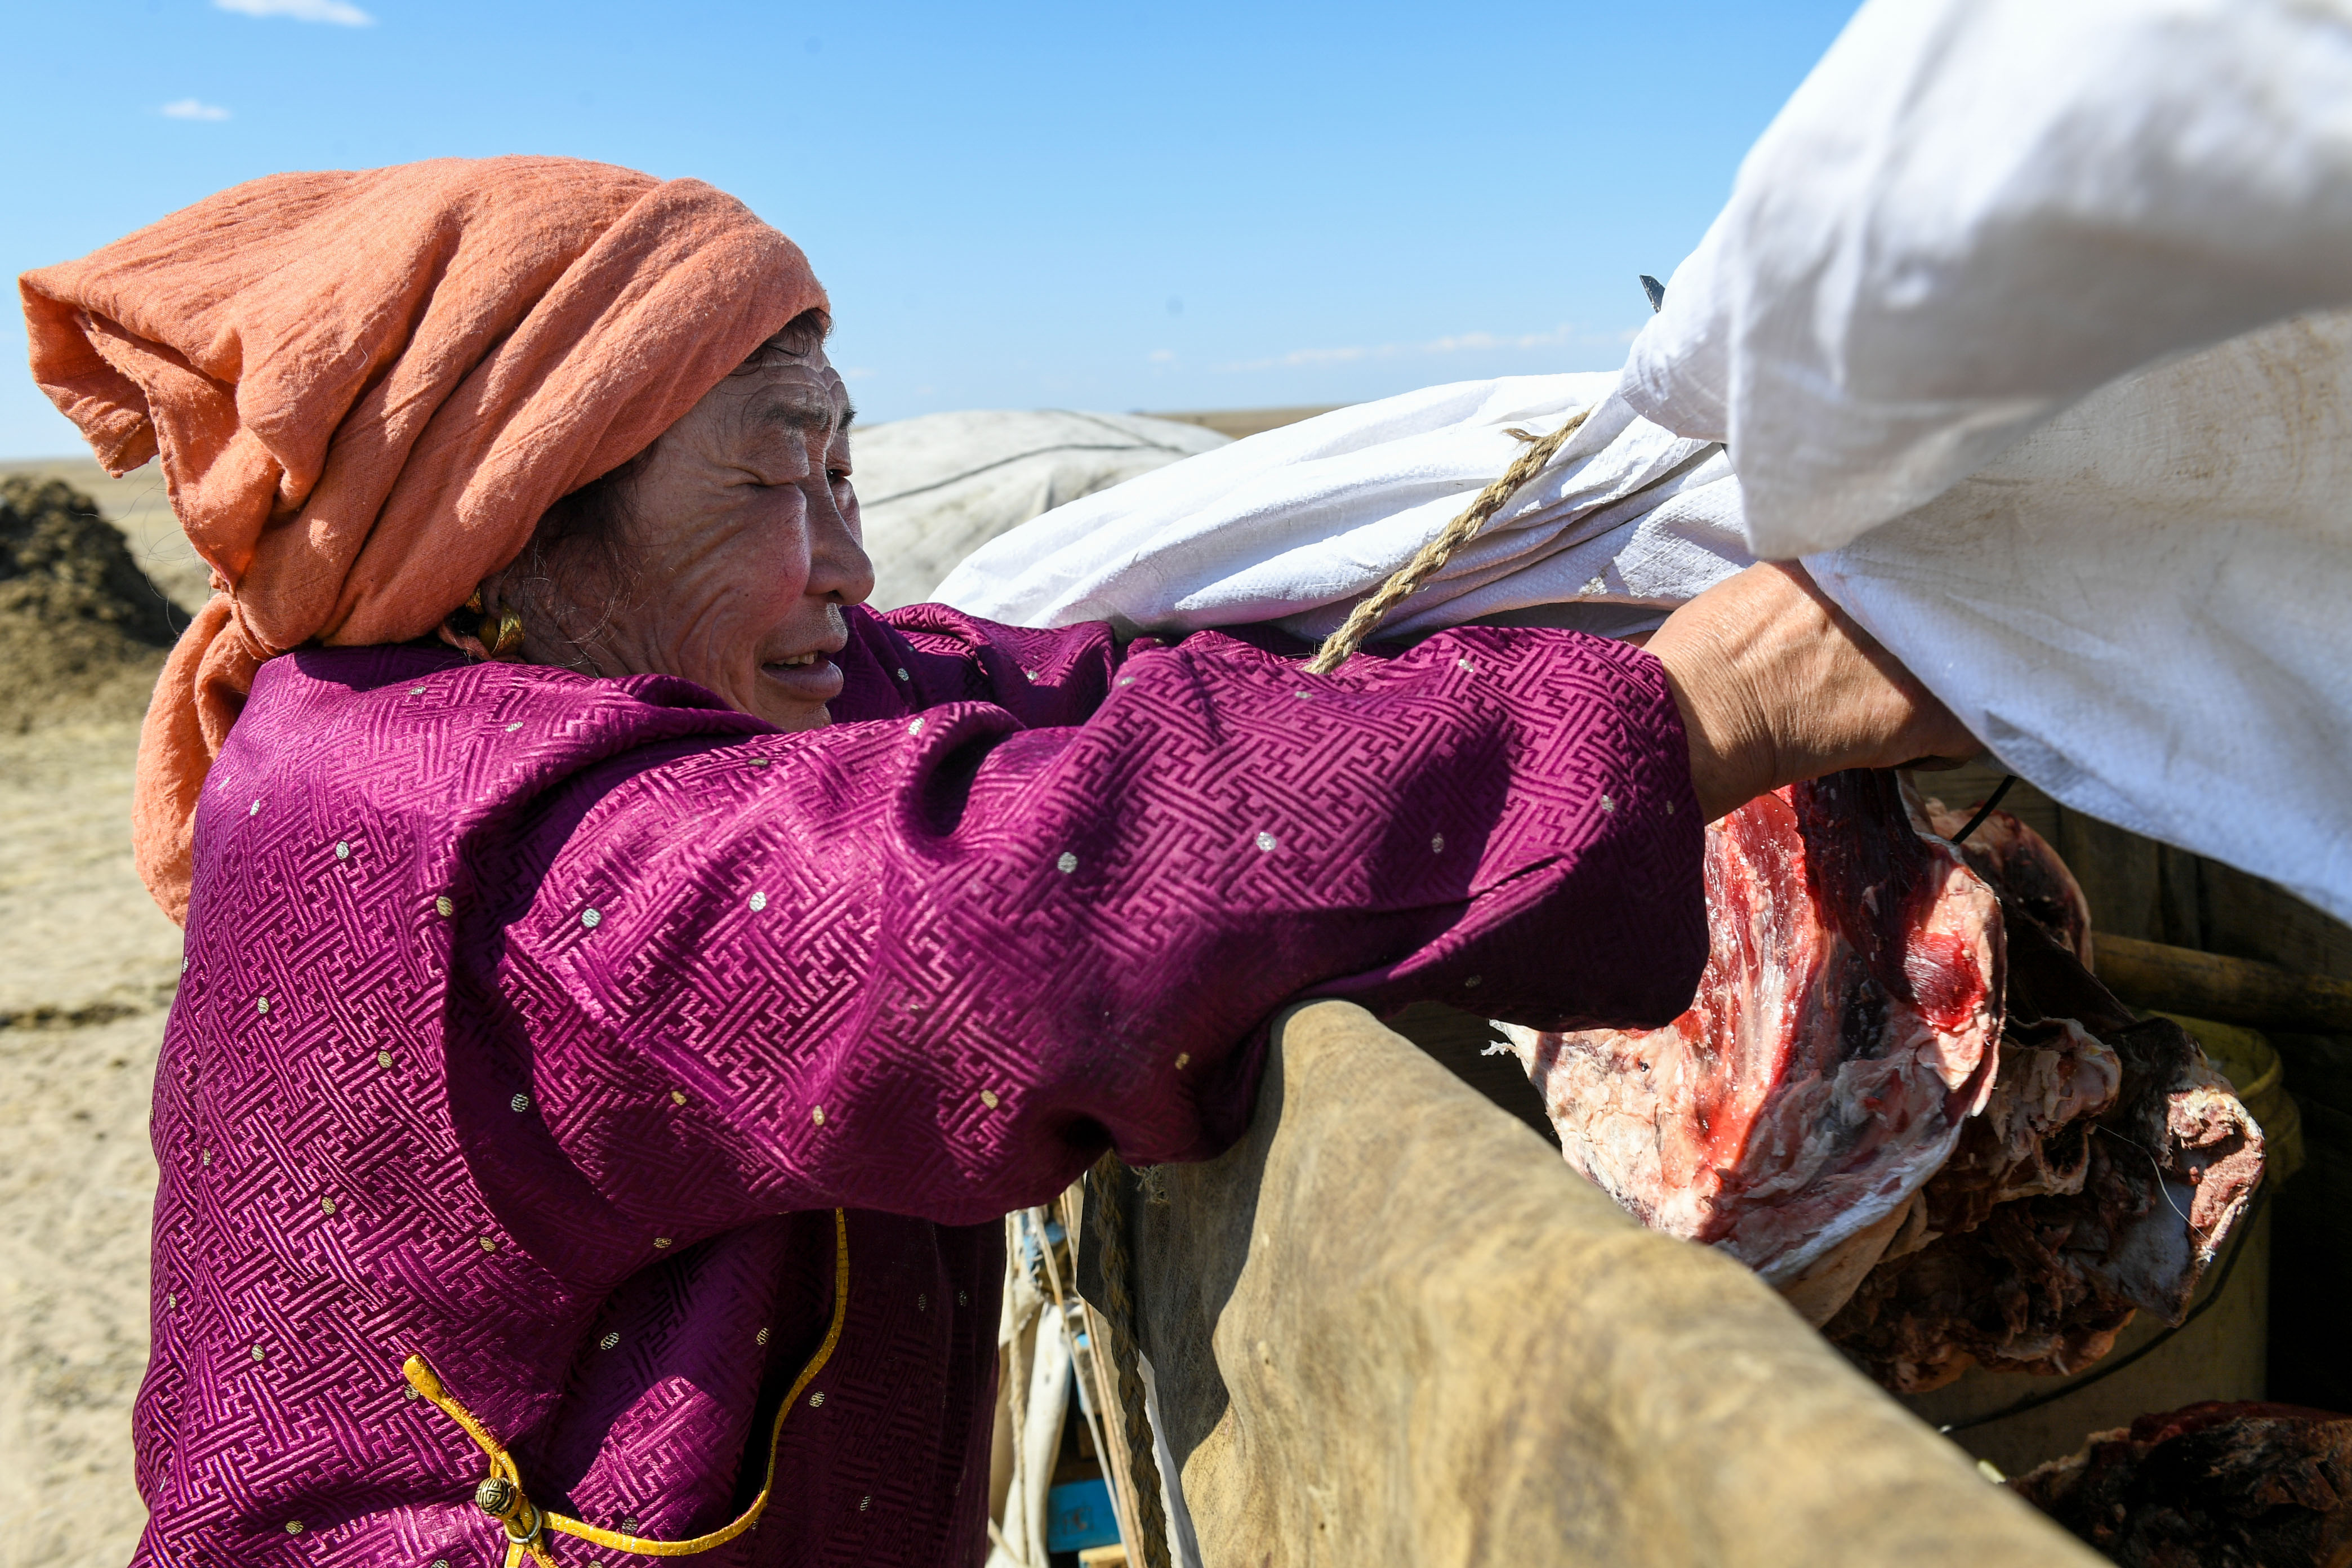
[0,476,182,733]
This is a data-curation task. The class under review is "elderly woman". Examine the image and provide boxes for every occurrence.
[23,158,1967,1567]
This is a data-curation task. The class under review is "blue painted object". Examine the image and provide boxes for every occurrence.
[1046,1477,1119,1552]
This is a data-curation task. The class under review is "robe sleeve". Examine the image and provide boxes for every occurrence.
[486,613,1706,1232]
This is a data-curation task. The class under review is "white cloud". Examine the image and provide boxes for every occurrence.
[1148,349,1177,363]
[160,98,233,121]
[215,0,376,25]
[1218,323,1629,374]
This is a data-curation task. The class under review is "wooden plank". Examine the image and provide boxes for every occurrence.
[2093,932,2352,1034]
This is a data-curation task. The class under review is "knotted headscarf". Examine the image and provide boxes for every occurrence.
[21,157,826,922]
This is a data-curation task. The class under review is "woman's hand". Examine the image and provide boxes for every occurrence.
[1647,562,1980,821]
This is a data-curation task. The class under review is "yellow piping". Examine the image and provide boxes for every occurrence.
[404,1209,850,1565]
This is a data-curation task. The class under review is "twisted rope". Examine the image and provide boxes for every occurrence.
[1305,402,1600,674]
[1084,1151,1174,1568]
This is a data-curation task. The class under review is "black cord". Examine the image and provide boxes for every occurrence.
[1938,1185,2268,1437]
[1948,776,2017,847]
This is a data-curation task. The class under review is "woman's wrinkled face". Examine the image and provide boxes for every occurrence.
[492,336,872,731]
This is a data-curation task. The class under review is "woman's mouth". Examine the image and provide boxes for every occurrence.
[759,649,846,709]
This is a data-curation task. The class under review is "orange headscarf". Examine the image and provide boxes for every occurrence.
[20,157,826,923]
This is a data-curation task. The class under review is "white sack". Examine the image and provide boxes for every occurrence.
[1623,0,2352,557]
[1811,311,2352,925]
[854,411,1227,611]
[936,375,1753,643]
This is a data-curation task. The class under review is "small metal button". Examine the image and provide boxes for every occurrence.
[251,1345,265,1362]
[808,1391,825,1407]
[1174,1052,1191,1071]
[435,896,454,917]
[670,1089,686,1106]
[256,996,270,1015]
[510,1093,529,1113]
[1431,834,1445,853]
[748,892,767,912]
[1055,852,1078,874]
[756,1326,769,1346]
[599,1331,620,1349]
[1255,831,1277,853]
[284,1521,304,1535]
[894,667,910,681]
[377,1049,394,1068]
[319,1197,336,1215]
[474,1478,516,1516]
[478,1236,497,1252]
[907,717,924,735]
[335,841,349,859]
[811,1106,826,1126]
[653,1237,672,1249]
[580,908,601,929]
[979,1089,999,1110]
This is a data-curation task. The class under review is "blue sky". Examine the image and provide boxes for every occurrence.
[1,0,1860,458]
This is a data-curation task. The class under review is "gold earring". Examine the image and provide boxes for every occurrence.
[489,607,525,659]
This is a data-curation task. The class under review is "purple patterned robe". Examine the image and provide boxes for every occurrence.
[137,604,1705,1567]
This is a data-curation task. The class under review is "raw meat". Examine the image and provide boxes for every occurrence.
[1921,798,2093,966]
[2009,1401,2352,1567]
[1498,769,2004,1293]
[1823,884,2266,1392]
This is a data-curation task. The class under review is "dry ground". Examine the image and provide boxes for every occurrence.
[0,721,179,1567]
[1,457,194,1566]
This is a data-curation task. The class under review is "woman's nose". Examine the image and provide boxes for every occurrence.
[806,478,875,607]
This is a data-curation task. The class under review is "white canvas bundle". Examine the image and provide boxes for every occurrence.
[935,375,1753,645]
[938,0,2352,921]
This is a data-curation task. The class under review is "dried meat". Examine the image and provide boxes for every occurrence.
[1824,905,2264,1390]
[2010,1401,2352,1567]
